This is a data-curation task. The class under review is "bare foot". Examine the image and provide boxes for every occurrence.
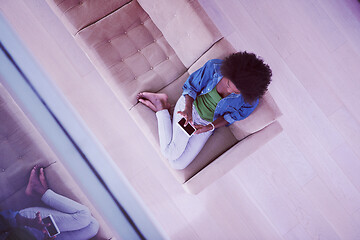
[137,95,157,112]
[39,168,48,190]
[137,92,170,112]
[25,166,47,198]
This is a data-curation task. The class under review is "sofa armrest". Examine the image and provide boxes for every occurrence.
[182,121,283,194]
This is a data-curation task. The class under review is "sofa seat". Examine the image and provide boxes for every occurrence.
[0,83,114,239]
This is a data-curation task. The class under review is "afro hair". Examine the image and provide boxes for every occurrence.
[220,52,272,104]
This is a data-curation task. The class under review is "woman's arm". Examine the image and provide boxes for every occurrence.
[182,60,221,100]
[194,116,229,134]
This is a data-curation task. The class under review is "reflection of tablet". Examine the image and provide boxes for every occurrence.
[178,118,196,137]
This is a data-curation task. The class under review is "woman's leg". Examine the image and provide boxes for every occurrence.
[20,190,98,240]
[138,93,213,169]
[156,95,191,160]
[167,101,213,169]
[54,217,99,240]
[157,95,213,169]
[22,167,99,240]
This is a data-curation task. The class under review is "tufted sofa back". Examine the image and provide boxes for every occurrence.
[137,0,222,68]
[75,1,186,109]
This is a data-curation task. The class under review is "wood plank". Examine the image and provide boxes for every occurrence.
[283,225,313,240]
[129,168,200,240]
[270,132,316,186]
[201,173,283,240]
[271,85,360,215]
[317,0,360,55]
[329,107,360,160]
[197,0,235,37]
[246,143,341,239]
[142,152,232,240]
[330,143,360,192]
[21,0,94,77]
[233,155,299,236]
[237,0,300,59]
[304,177,360,239]
[285,48,343,117]
[330,44,360,123]
[197,182,258,240]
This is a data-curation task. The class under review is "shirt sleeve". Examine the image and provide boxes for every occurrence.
[182,60,216,100]
[223,99,259,125]
[0,210,19,230]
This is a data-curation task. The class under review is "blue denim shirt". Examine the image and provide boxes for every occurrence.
[182,59,259,125]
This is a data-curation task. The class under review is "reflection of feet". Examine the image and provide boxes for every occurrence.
[137,92,170,112]
[25,166,47,198]
[39,168,48,190]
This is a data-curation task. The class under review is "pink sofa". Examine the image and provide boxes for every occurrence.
[0,83,114,239]
[46,0,282,194]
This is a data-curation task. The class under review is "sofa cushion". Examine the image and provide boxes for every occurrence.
[229,91,282,140]
[178,126,237,183]
[188,38,236,74]
[75,1,186,109]
[45,0,131,35]
[138,0,222,68]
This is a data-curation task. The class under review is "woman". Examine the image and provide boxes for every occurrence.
[0,166,99,240]
[137,52,272,170]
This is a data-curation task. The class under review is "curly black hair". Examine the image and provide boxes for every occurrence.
[220,52,272,104]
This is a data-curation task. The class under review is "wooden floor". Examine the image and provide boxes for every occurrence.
[1,0,360,239]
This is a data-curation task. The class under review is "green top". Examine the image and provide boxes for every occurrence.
[194,87,223,122]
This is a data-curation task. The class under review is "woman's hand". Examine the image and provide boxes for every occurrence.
[17,211,54,238]
[177,107,193,126]
[28,212,49,233]
[194,124,213,134]
[30,212,56,239]
[178,95,194,125]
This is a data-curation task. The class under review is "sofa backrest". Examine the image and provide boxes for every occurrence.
[137,0,223,68]
[46,0,130,35]
[229,91,282,140]
[75,1,186,108]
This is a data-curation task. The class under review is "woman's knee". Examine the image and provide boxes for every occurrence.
[168,159,189,170]
[73,206,93,227]
[161,147,183,162]
[88,217,100,238]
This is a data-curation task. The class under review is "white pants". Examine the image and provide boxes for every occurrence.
[19,190,99,240]
[156,95,213,170]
